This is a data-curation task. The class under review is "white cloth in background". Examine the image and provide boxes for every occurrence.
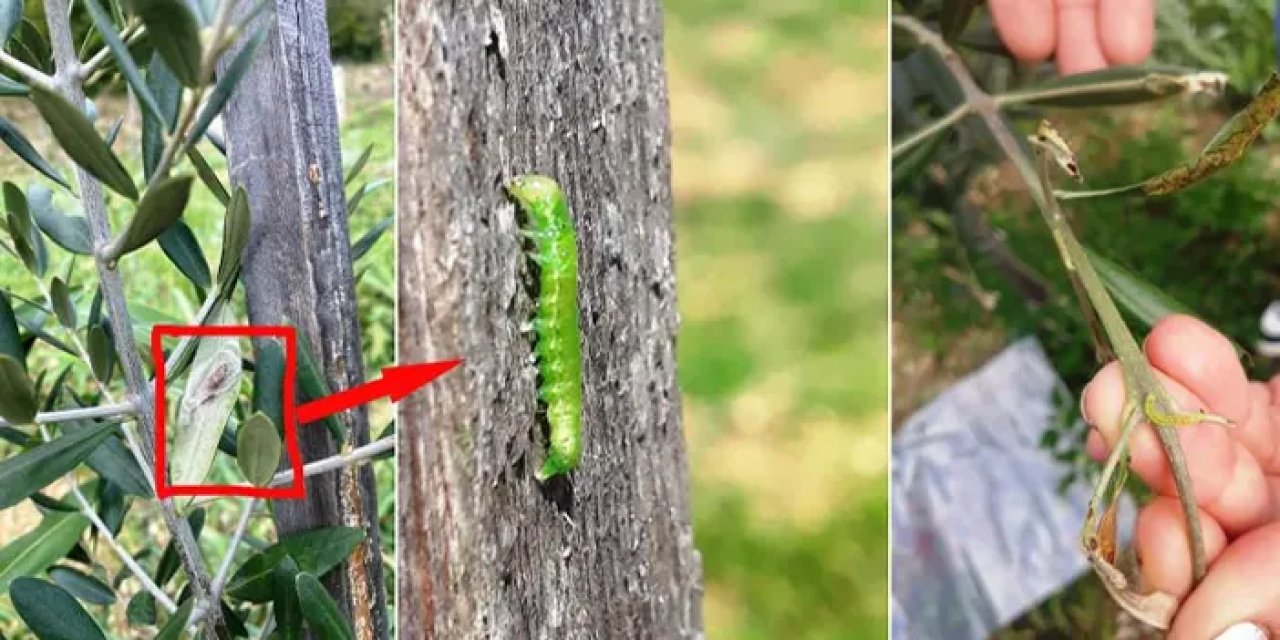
[890,338,1134,640]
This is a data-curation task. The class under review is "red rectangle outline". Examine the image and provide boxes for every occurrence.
[151,324,305,499]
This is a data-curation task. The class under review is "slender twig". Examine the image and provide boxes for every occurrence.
[79,21,146,82]
[41,1,226,637]
[890,36,1226,159]
[894,13,1212,622]
[210,498,257,596]
[269,437,394,486]
[0,401,136,427]
[38,424,178,613]
[892,103,971,159]
[0,49,55,90]
[187,437,395,508]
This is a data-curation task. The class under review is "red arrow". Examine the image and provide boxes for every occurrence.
[296,359,463,424]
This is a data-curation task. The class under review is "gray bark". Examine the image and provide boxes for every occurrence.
[221,2,388,638]
[397,1,703,638]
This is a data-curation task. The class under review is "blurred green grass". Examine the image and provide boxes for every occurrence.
[665,0,888,636]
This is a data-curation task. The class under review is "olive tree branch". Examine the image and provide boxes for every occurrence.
[0,49,56,91]
[38,424,179,613]
[893,14,1214,628]
[42,0,225,636]
[0,401,135,427]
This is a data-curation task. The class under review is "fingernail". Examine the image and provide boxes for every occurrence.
[1215,622,1271,640]
[1079,384,1093,425]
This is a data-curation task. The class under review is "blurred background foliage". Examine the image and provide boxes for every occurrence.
[894,0,1280,635]
[667,0,888,636]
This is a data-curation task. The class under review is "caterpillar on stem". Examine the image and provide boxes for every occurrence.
[506,174,582,481]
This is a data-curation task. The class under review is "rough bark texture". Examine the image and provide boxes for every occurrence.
[221,3,388,639]
[397,1,703,638]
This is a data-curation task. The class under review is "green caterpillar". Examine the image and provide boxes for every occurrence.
[506,175,582,481]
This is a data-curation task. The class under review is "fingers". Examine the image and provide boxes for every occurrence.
[1168,523,1280,639]
[1082,315,1272,534]
[992,0,1152,74]
[1098,0,1155,65]
[988,0,1056,62]
[1054,0,1107,74]
[1084,362,1237,507]
[1136,496,1228,597]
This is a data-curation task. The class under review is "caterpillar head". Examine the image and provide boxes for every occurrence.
[506,174,566,227]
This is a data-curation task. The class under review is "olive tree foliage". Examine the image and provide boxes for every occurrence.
[0,0,392,638]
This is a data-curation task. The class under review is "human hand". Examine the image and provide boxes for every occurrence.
[988,0,1154,75]
[1083,315,1280,638]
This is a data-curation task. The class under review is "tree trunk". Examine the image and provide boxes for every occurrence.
[397,1,703,638]
[221,3,388,639]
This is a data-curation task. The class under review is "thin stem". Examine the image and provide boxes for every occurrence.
[210,498,256,596]
[892,103,970,159]
[38,424,178,613]
[187,437,395,508]
[41,0,225,636]
[0,401,136,427]
[0,49,55,90]
[79,21,146,82]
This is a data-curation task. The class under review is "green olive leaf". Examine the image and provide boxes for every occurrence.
[236,411,281,487]
[86,323,114,382]
[49,277,75,329]
[132,0,203,88]
[0,421,114,508]
[27,184,92,255]
[0,513,90,594]
[158,219,212,293]
[0,353,36,424]
[109,174,193,260]
[295,572,355,640]
[48,566,116,606]
[0,118,68,189]
[9,577,107,640]
[217,186,250,289]
[29,85,137,200]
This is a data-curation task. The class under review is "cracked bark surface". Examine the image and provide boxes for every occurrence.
[397,1,703,638]
[221,2,388,638]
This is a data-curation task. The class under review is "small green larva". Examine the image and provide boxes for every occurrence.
[506,174,582,481]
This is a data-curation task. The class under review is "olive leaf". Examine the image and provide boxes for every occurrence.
[295,572,355,640]
[29,85,137,201]
[0,118,68,189]
[190,22,267,143]
[252,338,285,432]
[226,526,365,602]
[170,323,241,485]
[154,597,194,640]
[158,219,212,293]
[83,0,165,127]
[217,186,250,289]
[272,556,303,640]
[236,412,281,487]
[142,53,181,180]
[0,421,115,508]
[0,291,24,364]
[9,577,108,640]
[350,215,392,262]
[27,184,92,255]
[132,0,203,88]
[49,277,75,329]
[86,323,113,381]
[0,513,90,594]
[48,566,116,606]
[0,353,37,424]
[108,174,194,260]
[344,144,373,186]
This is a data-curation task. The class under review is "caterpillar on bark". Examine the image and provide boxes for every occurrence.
[506,174,582,481]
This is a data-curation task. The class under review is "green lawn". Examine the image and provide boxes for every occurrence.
[665,0,889,636]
